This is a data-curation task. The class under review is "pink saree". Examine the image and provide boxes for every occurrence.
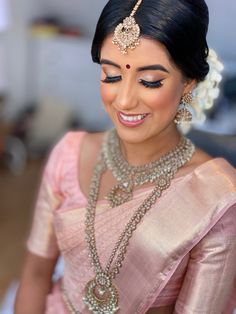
[27,132,236,314]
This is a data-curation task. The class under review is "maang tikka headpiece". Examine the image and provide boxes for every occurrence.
[112,0,143,54]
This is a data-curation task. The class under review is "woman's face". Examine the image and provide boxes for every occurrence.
[100,35,194,144]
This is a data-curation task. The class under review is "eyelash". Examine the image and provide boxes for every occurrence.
[139,79,164,89]
[101,76,121,83]
[101,76,164,89]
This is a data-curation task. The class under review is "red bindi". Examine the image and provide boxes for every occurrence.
[126,64,131,69]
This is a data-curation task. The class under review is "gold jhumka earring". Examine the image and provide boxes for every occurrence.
[112,0,143,54]
[174,92,193,124]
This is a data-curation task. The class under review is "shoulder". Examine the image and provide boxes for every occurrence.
[48,130,88,159]
[44,131,87,177]
[81,131,106,151]
[57,130,86,150]
[52,129,106,162]
[48,129,106,165]
[176,147,212,178]
[191,148,236,182]
[176,147,236,208]
[79,131,106,165]
[190,148,212,165]
[178,143,236,180]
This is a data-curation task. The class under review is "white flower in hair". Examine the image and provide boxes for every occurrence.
[191,48,224,124]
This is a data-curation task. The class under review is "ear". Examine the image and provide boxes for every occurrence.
[183,79,197,95]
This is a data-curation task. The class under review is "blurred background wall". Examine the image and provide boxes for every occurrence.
[4,0,108,127]
[207,0,236,75]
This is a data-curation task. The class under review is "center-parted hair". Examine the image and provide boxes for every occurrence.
[91,0,210,82]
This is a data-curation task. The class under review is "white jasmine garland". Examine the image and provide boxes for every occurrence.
[191,48,224,124]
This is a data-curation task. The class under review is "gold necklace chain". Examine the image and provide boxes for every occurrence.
[62,130,195,314]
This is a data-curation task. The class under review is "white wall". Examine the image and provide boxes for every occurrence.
[0,0,10,30]
[206,0,236,75]
[207,0,236,59]
[4,0,107,118]
[0,0,9,95]
[40,0,107,37]
[0,35,7,93]
[5,0,48,117]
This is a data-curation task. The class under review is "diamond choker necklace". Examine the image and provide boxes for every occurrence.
[103,129,195,208]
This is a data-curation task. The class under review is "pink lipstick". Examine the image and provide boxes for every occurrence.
[117,111,149,128]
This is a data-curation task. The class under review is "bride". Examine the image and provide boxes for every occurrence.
[15,0,236,313]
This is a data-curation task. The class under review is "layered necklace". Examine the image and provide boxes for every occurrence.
[62,129,195,314]
[103,129,194,208]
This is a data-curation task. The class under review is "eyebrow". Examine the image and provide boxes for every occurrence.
[137,64,169,73]
[100,59,169,73]
[100,59,121,68]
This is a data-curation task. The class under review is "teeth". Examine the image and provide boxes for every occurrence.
[120,113,146,122]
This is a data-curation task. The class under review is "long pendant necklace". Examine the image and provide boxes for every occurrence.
[62,130,195,314]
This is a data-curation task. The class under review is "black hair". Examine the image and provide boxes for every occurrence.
[91,0,209,82]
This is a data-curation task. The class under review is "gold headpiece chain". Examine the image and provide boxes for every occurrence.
[112,0,143,54]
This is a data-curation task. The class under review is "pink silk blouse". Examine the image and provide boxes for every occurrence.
[27,131,236,314]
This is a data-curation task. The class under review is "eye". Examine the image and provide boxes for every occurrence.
[101,75,122,83]
[139,79,164,89]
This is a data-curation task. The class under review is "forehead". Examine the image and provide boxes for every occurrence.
[100,35,173,68]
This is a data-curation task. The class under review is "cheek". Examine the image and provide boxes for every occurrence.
[100,84,115,109]
[145,84,182,113]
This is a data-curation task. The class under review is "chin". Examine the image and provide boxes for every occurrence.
[114,125,154,145]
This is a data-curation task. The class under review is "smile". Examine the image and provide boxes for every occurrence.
[117,112,149,127]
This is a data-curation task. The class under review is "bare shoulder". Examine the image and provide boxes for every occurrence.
[79,131,107,197]
[177,147,213,178]
[190,148,213,167]
[79,131,106,173]
[81,131,106,155]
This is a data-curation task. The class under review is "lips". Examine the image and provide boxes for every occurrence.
[117,111,149,127]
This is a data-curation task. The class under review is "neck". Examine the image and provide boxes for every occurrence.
[119,127,182,166]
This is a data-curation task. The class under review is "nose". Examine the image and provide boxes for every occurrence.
[115,80,138,111]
